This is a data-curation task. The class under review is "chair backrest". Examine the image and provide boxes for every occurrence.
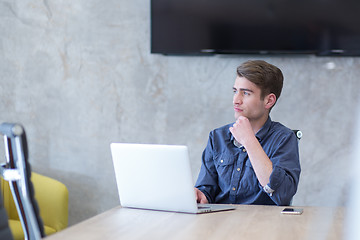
[0,123,45,240]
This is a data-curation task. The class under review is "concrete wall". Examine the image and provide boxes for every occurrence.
[1,0,358,225]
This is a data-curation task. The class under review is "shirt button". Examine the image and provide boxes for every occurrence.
[220,160,224,163]
[243,148,246,152]
[237,168,240,172]
[232,187,236,191]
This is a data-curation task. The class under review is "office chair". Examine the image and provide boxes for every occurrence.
[0,123,45,240]
[1,172,69,239]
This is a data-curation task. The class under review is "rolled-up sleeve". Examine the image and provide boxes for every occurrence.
[265,132,301,205]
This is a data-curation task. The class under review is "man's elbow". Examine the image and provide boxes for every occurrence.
[272,189,297,206]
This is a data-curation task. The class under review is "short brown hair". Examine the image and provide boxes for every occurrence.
[236,60,284,101]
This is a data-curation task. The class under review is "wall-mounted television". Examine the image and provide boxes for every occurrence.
[151,0,360,56]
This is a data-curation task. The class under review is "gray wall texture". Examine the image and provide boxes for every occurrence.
[0,1,359,225]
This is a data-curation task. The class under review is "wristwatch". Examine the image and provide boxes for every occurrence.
[233,139,242,148]
[263,184,275,196]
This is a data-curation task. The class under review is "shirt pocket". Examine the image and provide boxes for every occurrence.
[214,151,235,187]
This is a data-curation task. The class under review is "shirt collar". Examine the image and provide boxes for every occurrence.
[255,116,272,142]
[229,116,272,143]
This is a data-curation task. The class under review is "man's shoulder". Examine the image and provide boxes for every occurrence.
[207,123,234,141]
[270,121,292,131]
[268,120,296,140]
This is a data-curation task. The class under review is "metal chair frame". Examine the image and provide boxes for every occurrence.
[0,123,44,240]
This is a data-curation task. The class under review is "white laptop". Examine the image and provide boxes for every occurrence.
[110,143,236,214]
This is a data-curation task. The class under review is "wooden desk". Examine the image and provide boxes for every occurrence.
[45,205,344,240]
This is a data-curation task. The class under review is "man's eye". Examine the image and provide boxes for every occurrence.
[243,91,250,96]
[233,89,237,94]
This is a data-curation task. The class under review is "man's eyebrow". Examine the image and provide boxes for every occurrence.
[233,87,254,93]
[240,88,254,92]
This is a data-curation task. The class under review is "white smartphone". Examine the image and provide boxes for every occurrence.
[281,207,303,215]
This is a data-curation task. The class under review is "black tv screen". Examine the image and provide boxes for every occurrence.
[151,0,360,56]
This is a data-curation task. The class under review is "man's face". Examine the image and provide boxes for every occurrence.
[233,76,269,123]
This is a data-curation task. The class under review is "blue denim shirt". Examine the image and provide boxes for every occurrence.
[195,117,301,206]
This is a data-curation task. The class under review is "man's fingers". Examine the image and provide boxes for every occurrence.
[195,188,209,204]
[195,188,203,203]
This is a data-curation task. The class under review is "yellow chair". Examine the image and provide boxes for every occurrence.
[1,172,69,239]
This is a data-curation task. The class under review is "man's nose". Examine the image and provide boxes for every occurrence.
[233,93,242,104]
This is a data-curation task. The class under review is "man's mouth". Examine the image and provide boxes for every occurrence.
[234,106,243,112]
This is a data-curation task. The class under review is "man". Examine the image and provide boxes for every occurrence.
[195,60,301,206]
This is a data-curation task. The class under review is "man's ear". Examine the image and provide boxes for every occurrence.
[264,93,277,110]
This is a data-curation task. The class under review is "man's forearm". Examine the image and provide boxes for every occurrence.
[243,136,273,187]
